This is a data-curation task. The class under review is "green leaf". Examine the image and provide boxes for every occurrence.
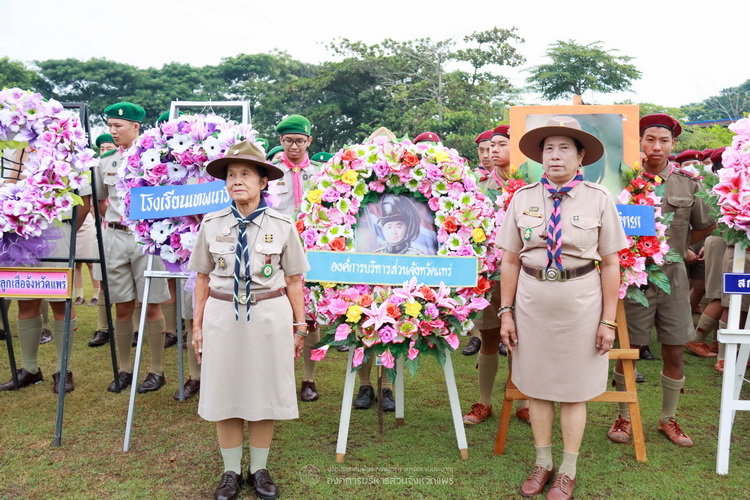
[663,248,684,264]
[625,286,649,307]
[404,355,420,376]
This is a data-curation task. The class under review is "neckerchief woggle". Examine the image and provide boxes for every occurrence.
[230,198,268,321]
[540,171,584,271]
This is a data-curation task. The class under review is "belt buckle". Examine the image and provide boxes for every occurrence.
[544,268,561,281]
[238,293,248,305]
[249,292,257,304]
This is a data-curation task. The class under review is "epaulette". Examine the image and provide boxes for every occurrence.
[265,208,293,224]
[581,181,612,194]
[675,167,701,180]
[514,181,540,194]
[202,206,232,223]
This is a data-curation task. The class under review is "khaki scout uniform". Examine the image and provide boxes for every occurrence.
[625,166,715,346]
[189,206,309,421]
[92,150,170,303]
[474,168,505,330]
[270,157,320,218]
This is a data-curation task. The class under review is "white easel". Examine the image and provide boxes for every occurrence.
[335,349,469,462]
[123,100,251,451]
[716,244,750,474]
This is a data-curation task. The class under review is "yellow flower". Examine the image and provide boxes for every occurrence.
[321,282,336,289]
[631,161,640,171]
[346,305,362,323]
[404,300,422,318]
[341,170,359,186]
[307,189,323,204]
[433,151,450,163]
[472,227,486,243]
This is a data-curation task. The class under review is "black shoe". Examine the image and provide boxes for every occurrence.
[0,368,44,391]
[0,328,4,340]
[137,372,166,393]
[214,471,243,500]
[164,332,178,348]
[462,336,481,356]
[498,341,508,356]
[635,371,645,383]
[248,468,279,500]
[354,384,375,409]
[107,371,133,392]
[381,388,396,411]
[39,328,52,345]
[639,345,655,361]
[52,370,74,394]
[336,344,350,352]
[88,329,110,347]
[132,331,138,347]
[173,378,200,401]
[300,380,319,402]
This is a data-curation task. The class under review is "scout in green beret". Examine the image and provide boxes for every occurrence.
[266,145,284,162]
[310,152,333,163]
[256,138,270,151]
[156,110,184,126]
[96,133,117,155]
[105,102,145,148]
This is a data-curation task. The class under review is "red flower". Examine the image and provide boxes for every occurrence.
[472,276,492,294]
[636,236,660,257]
[330,237,346,252]
[631,178,648,191]
[341,149,357,162]
[359,294,374,307]
[386,303,401,319]
[505,179,527,194]
[618,249,637,268]
[402,151,419,167]
[444,216,458,233]
[419,285,436,301]
[295,220,305,234]
[633,193,654,206]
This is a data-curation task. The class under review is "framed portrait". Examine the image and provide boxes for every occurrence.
[509,105,640,197]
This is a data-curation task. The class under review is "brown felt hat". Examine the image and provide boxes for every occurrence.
[518,116,604,166]
[206,141,284,181]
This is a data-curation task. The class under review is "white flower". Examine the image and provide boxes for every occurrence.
[179,231,196,251]
[149,220,172,244]
[201,136,223,158]
[446,234,462,250]
[160,245,178,263]
[141,149,162,168]
[167,162,188,182]
[167,134,191,153]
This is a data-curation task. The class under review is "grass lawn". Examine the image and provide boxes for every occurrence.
[1,277,749,499]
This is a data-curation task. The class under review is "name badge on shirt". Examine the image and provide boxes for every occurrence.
[522,210,543,218]
[216,236,234,242]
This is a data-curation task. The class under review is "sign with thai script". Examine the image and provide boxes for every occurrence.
[129,181,231,220]
[305,251,478,287]
[616,204,656,236]
[0,267,72,299]
[723,273,750,295]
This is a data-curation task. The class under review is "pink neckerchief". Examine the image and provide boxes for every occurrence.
[280,152,310,207]
[491,167,507,189]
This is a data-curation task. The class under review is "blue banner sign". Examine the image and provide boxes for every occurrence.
[616,204,656,236]
[305,251,478,288]
[129,181,231,220]
[723,273,750,295]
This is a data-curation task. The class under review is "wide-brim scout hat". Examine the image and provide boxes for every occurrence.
[518,115,604,166]
[206,140,284,181]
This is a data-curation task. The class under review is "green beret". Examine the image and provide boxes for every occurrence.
[156,110,184,125]
[256,138,270,151]
[310,152,333,163]
[95,134,115,147]
[275,114,311,136]
[266,145,284,160]
[104,102,146,123]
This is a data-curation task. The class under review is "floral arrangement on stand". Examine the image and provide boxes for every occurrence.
[298,137,501,380]
[616,163,682,305]
[0,88,95,266]
[115,114,272,271]
[709,118,750,247]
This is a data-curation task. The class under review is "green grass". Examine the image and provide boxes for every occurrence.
[1,278,750,499]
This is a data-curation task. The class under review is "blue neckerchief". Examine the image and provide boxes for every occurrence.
[229,199,267,321]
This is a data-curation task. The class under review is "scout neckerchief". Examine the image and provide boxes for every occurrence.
[491,167,507,190]
[540,171,584,271]
[641,163,674,198]
[230,198,268,321]
[280,152,310,208]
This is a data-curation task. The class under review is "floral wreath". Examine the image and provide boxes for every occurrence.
[0,88,94,266]
[298,137,501,379]
[616,163,682,305]
[115,114,272,271]
[708,118,750,246]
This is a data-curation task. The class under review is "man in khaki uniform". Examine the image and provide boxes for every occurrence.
[93,102,171,393]
[609,114,715,447]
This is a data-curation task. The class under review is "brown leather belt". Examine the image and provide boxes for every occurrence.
[106,222,131,232]
[522,262,596,282]
[209,288,286,305]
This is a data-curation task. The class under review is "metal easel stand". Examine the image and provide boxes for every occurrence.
[123,254,187,452]
[716,244,750,475]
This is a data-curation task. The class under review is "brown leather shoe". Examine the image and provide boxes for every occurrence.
[546,473,575,500]
[300,380,319,402]
[685,341,717,358]
[214,471,243,500]
[52,370,74,394]
[0,368,44,391]
[107,371,133,392]
[74,296,85,306]
[516,406,531,424]
[137,372,166,393]
[248,468,279,500]
[86,297,99,307]
[520,465,554,497]
[462,336,481,355]
[173,378,200,401]
[607,415,631,443]
[164,331,178,348]
[88,329,109,347]
[658,418,694,447]
[463,402,492,424]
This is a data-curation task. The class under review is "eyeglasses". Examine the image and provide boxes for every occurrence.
[281,138,309,147]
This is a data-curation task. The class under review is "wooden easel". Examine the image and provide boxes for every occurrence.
[493,299,647,462]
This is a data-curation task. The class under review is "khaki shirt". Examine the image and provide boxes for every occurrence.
[478,168,504,193]
[93,149,127,223]
[497,181,628,268]
[189,206,310,293]
[271,156,320,217]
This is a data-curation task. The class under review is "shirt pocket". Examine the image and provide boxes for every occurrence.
[666,196,694,226]
[570,217,600,250]
[273,179,290,194]
[252,242,283,285]
[208,241,236,277]
[517,215,545,248]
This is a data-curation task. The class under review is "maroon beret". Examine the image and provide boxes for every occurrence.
[668,154,676,161]
[710,147,727,163]
[640,113,682,138]
[675,149,704,164]
[701,148,714,158]
[414,131,441,143]
[492,125,510,139]
[474,130,493,144]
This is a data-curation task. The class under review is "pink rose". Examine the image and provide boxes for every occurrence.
[352,347,365,367]
[335,323,352,341]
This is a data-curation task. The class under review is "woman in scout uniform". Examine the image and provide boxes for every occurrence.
[496,116,627,500]
[190,140,309,500]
